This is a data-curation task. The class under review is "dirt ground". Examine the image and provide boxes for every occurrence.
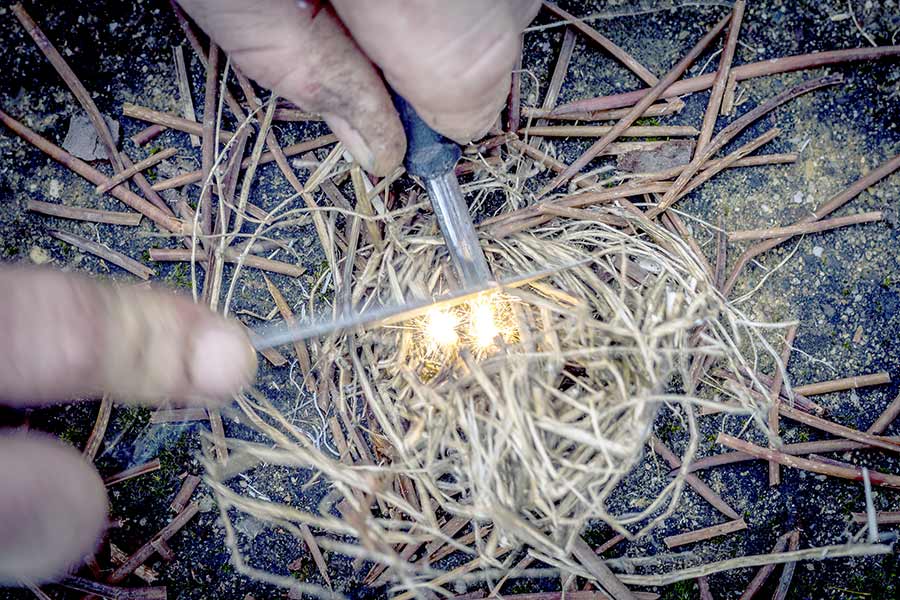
[1,0,899,599]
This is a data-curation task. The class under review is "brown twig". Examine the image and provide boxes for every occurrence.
[122,103,234,142]
[851,511,900,525]
[630,153,798,183]
[263,275,314,390]
[298,524,332,588]
[173,44,200,147]
[551,46,900,115]
[521,125,699,138]
[723,152,900,295]
[271,108,322,122]
[109,543,160,584]
[83,395,113,461]
[729,211,884,241]
[571,536,638,600]
[736,531,793,600]
[772,530,800,600]
[650,435,740,519]
[717,433,900,488]
[793,372,891,397]
[149,248,305,278]
[60,576,166,600]
[198,42,219,238]
[107,502,200,583]
[207,408,228,464]
[27,585,53,600]
[150,407,209,424]
[594,534,626,555]
[697,1,745,154]
[103,459,161,486]
[0,109,183,233]
[507,43,523,133]
[50,230,155,280]
[778,403,900,454]
[868,392,900,435]
[244,325,289,367]
[698,576,714,600]
[27,199,143,226]
[170,474,201,513]
[664,518,747,549]
[130,124,167,146]
[768,324,798,486]
[96,148,178,193]
[522,101,684,122]
[650,74,842,217]
[538,13,731,197]
[537,204,629,227]
[714,217,727,290]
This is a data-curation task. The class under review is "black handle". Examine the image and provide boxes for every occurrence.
[391,91,461,179]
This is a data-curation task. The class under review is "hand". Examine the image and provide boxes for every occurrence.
[0,267,257,585]
[178,0,540,175]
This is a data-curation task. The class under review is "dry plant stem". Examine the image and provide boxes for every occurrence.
[768,324,798,486]
[538,204,628,227]
[522,101,682,121]
[298,525,333,588]
[714,218,727,290]
[664,518,747,549]
[794,372,891,396]
[724,152,900,296]
[539,13,731,196]
[851,511,900,525]
[83,395,113,461]
[244,326,289,367]
[231,96,277,245]
[552,46,900,115]
[27,199,143,226]
[174,44,200,147]
[650,74,842,217]
[199,42,220,237]
[110,543,160,584]
[737,531,792,600]
[170,474,201,513]
[103,459,161,486]
[632,153,797,184]
[595,535,626,555]
[521,125,699,137]
[122,103,234,142]
[351,165,383,249]
[777,404,900,454]
[107,502,200,583]
[50,230,155,280]
[772,531,800,600]
[0,109,183,233]
[60,576,167,600]
[131,124,167,145]
[697,1,745,154]
[11,3,124,172]
[149,248,305,278]
[650,435,740,519]
[263,275,314,390]
[272,108,322,121]
[150,408,209,423]
[698,577,713,600]
[208,409,228,464]
[717,433,900,488]
[660,211,715,282]
[571,537,637,600]
[508,46,522,132]
[27,585,53,600]
[729,211,884,241]
[868,392,900,434]
[96,148,178,193]
[119,153,173,215]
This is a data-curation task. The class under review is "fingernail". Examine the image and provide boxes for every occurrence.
[322,112,377,173]
[190,324,257,399]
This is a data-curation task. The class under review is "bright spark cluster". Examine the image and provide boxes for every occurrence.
[418,292,518,360]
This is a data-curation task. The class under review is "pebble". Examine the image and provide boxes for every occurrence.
[812,246,824,258]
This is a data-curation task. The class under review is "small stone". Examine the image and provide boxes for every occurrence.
[792,191,804,204]
[812,246,824,258]
[62,112,120,161]
[48,178,62,199]
[28,246,52,265]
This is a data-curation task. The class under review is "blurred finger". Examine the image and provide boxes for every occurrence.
[0,267,256,407]
[0,432,107,585]
[332,0,540,143]
[178,0,405,175]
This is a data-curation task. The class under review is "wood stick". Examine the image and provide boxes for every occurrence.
[851,511,900,525]
[27,585,53,600]
[151,133,337,191]
[170,474,201,513]
[736,531,793,600]
[729,211,884,241]
[173,44,200,147]
[60,576,167,600]
[868,392,900,434]
[243,325,289,367]
[298,524,332,588]
[778,403,900,454]
[198,42,219,237]
[130,124,167,146]
[149,248,305,278]
[714,217,727,290]
[521,125,699,138]
[150,408,209,424]
[96,148,178,193]
[538,204,628,227]
[552,46,900,115]
[727,368,825,415]
[522,101,683,122]
[119,153,173,215]
[630,153,797,183]
[83,395,113,461]
[103,459,161,486]
[507,45,523,133]
[650,74,842,216]
[271,108,322,122]
[263,275,314,390]
[122,103,233,142]
[27,199,143,226]
[571,536,637,600]
[769,324,798,486]
[697,1,745,154]
[664,518,747,549]
[698,576,714,600]
[0,109,183,233]
[595,534,626,555]
[793,372,891,397]
[207,407,227,464]
[650,435,740,519]
[107,502,200,583]
[11,3,124,172]
[50,230,155,280]
[538,13,731,197]
[717,433,900,488]
[772,531,800,600]
[724,151,900,296]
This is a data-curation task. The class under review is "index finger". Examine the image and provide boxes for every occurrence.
[0,267,257,408]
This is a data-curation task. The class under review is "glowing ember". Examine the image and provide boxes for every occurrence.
[470,296,500,350]
[424,308,459,350]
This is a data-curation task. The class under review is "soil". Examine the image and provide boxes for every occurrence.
[1,1,898,599]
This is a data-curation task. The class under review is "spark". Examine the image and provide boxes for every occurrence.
[470,295,501,351]
[424,307,459,350]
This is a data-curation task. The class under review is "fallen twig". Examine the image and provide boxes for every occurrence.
[130,124,167,146]
[60,575,167,600]
[122,103,234,142]
[96,147,178,194]
[572,536,638,600]
[522,101,683,122]
[170,474,201,513]
[521,125,699,138]
[769,324,798,486]
[729,211,884,241]
[851,511,900,525]
[149,248,305,278]
[793,372,891,397]
[150,408,209,424]
[103,459,161,487]
[736,531,793,600]
[173,44,200,147]
[869,392,900,434]
[109,543,159,584]
[698,576,714,600]
[27,199,143,226]
[50,230,155,280]
[263,275,314,390]
[83,395,113,461]
[298,524,333,588]
[771,531,800,600]
[664,518,747,549]
[697,1,745,154]
[778,403,900,454]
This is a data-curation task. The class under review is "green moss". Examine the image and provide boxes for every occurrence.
[2,245,20,257]
[167,262,192,288]
[665,580,694,600]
